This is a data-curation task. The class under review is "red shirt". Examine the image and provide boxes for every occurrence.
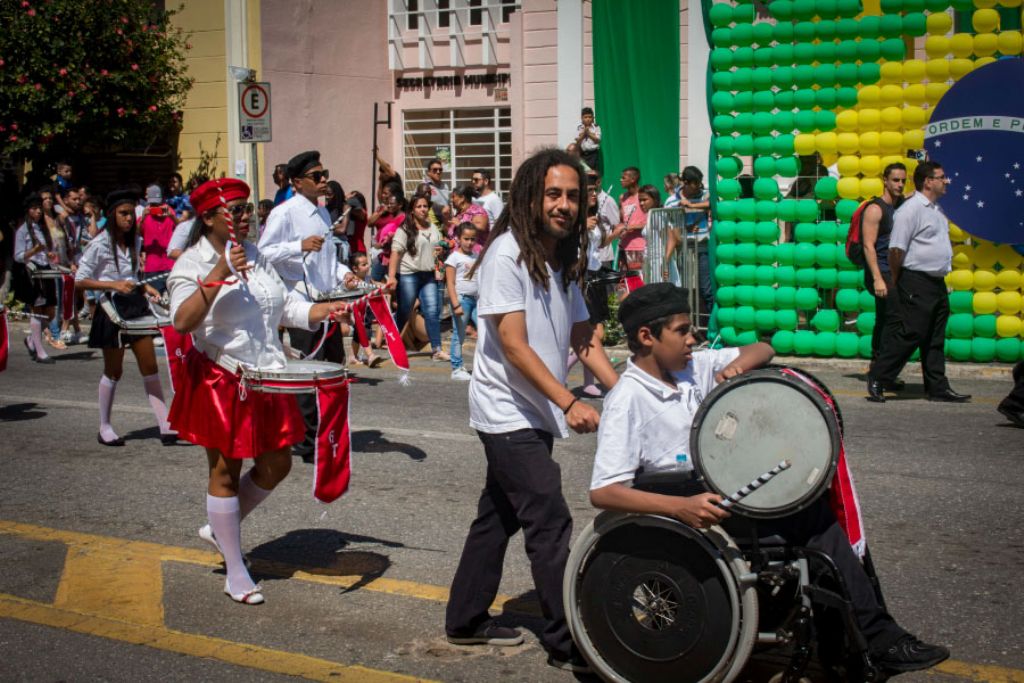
[139,208,177,272]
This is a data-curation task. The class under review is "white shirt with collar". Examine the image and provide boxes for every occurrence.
[590,349,740,491]
[473,191,504,226]
[889,191,953,277]
[595,191,621,263]
[75,233,139,283]
[167,237,315,370]
[14,222,52,267]
[167,219,194,255]
[257,193,351,298]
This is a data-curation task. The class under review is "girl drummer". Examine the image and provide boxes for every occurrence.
[13,193,58,364]
[75,189,176,447]
[167,178,347,605]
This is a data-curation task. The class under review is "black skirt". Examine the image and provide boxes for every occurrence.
[12,264,57,308]
[88,290,158,349]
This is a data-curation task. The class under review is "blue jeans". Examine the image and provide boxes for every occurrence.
[397,271,442,350]
[697,242,714,313]
[49,285,62,339]
[449,294,478,369]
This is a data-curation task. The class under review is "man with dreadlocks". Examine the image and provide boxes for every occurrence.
[444,148,618,673]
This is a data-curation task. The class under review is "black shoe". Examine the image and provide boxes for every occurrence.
[866,379,885,403]
[34,355,56,364]
[97,432,125,447]
[446,624,524,647]
[884,378,906,391]
[23,337,37,361]
[160,434,179,446]
[998,404,1024,428]
[873,635,950,673]
[928,388,971,403]
[547,647,593,674]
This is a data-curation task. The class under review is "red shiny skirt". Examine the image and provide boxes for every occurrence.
[168,348,305,459]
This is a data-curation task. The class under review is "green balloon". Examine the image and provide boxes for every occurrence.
[752,22,774,46]
[796,200,819,223]
[815,64,837,85]
[925,0,950,10]
[734,134,755,156]
[776,244,796,267]
[754,286,776,309]
[815,19,837,40]
[736,221,757,242]
[756,244,777,265]
[794,42,816,65]
[709,2,735,27]
[736,199,758,221]
[717,307,736,328]
[752,112,774,136]
[717,156,742,179]
[755,309,777,330]
[794,21,817,42]
[812,309,840,331]
[772,330,796,353]
[949,290,973,314]
[732,23,754,47]
[733,4,755,23]
[796,267,818,287]
[754,178,779,200]
[836,288,860,311]
[859,334,874,358]
[815,177,839,201]
[794,330,816,355]
[836,87,859,107]
[837,0,862,17]
[755,200,778,221]
[775,90,796,110]
[794,223,817,243]
[756,265,777,285]
[858,289,876,312]
[753,136,774,156]
[710,49,733,71]
[947,338,971,361]
[720,326,739,345]
[735,243,758,265]
[717,201,739,221]
[712,27,733,48]
[715,136,735,157]
[836,63,860,87]
[755,221,779,243]
[773,67,795,90]
[775,199,797,222]
[796,288,820,309]
[858,63,881,84]
[857,312,876,335]
[815,267,839,288]
[836,332,859,357]
[902,12,927,36]
[836,39,859,62]
[771,0,795,19]
[733,47,755,67]
[732,68,753,90]
[795,243,817,267]
[716,220,737,242]
[838,269,862,288]
[717,243,737,263]
[835,199,860,222]
[712,92,734,114]
[753,157,777,178]
[773,134,796,156]
[815,110,837,131]
[815,88,838,110]
[973,314,998,338]
[713,114,734,134]
[776,156,801,177]
[717,286,737,306]
[735,305,757,329]
[972,337,996,362]
[793,65,816,89]
[816,0,839,16]
[858,39,881,63]
[792,0,817,20]
[733,112,754,134]
[878,14,903,38]
[736,264,758,285]
[794,89,817,110]
[753,91,776,113]
[718,178,742,200]
[752,67,774,91]
[814,41,837,63]
[735,284,756,306]
[815,222,837,242]
[733,92,754,113]
[736,331,760,345]
[836,249,855,270]
[716,264,737,285]
[836,17,860,39]
[995,338,1021,363]
[776,286,798,308]
[754,46,776,67]
[880,38,905,61]
[773,43,794,63]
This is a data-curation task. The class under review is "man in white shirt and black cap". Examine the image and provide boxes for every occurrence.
[868,160,970,403]
[259,150,356,460]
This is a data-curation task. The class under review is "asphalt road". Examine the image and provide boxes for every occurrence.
[0,320,1021,683]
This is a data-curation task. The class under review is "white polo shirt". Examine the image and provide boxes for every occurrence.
[889,192,952,277]
[468,231,590,438]
[590,349,740,491]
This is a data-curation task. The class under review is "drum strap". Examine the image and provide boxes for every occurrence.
[313,380,352,504]
[60,274,76,322]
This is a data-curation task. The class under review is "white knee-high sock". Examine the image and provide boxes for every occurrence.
[583,366,596,387]
[206,494,256,595]
[29,317,48,359]
[142,373,174,435]
[238,470,273,521]
[98,375,119,442]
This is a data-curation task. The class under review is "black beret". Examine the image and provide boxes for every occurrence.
[618,282,691,334]
[105,189,139,212]
[286,150,321,179]
[23,192,42,210]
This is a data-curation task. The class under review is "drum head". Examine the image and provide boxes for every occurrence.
[691,369,840,519]
[281,360,347,379]
[576,523,739,683]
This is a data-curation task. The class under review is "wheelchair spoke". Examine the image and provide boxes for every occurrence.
[631,577,680,630]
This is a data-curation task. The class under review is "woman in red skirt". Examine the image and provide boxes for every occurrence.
[167,178,346,605]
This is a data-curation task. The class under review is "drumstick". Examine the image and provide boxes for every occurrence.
[217,180,247,282]
[717,460,792,509]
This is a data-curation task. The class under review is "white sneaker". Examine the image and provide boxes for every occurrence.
[451,368,472,381]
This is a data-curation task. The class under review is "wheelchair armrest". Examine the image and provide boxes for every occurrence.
[632,470,703,497]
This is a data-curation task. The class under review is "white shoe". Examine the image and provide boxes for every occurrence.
[451,368,472,381]
[200,524,252,567]
[224,579,264,605]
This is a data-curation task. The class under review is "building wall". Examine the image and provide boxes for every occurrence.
[518,0,558,160]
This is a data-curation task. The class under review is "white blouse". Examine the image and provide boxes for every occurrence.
[75,234,140,284]
[167,237,315,370]
[14,222,53,267]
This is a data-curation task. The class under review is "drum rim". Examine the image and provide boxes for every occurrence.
[690,368,841,519]
[98,297,169,331]
[564,512,755,683]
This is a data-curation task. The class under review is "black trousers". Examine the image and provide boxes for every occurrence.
[287,324,345,455]
[445,428,574,658]
[724,499,906,652]
[581,148,600,173]
[871,270,951,395]
[865,270,896,363]
[1000,361,1024,412]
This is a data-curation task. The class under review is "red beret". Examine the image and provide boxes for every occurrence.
[189,178,251,216]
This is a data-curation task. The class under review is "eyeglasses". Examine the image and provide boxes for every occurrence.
[302,170,330,183]
[225,203,254,219]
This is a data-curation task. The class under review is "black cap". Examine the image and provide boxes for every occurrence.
[618,283,691,334]
[286,150,321,180]
[23,192,42,210]
[105,188,139,212]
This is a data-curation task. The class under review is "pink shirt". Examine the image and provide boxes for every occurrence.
[374,212,406,266]
[451,203,490,253]
[619,193,647,252]
[139,210,177,272]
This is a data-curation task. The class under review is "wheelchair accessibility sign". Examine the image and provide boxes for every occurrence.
[238,82,271,143]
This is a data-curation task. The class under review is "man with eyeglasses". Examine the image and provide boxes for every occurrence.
[471,169,504,227]
[259,150,358,461]
[868,159,971,403]
[423,158,451,222]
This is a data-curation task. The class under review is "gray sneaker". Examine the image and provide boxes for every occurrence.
[446,624,523,646]
[451,368,472,381]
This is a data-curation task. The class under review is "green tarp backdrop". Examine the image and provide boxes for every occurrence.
[593,0,681,196]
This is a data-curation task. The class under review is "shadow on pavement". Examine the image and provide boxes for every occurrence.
[352,428,427,461]
[0,402,47,422]
[53,351,97,362]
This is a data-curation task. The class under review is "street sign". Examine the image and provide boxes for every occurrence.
[238,82,271,143]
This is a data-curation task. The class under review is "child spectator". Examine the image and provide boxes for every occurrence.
[573,107,602,172]
[445,222,478,381]
[347,252,383,368]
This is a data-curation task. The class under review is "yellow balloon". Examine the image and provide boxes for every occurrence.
[902,107,926,127]
[948,223,968,243]
[973,8,1000,32]
[880,85,904,107]
[925,83,949,104]
[860,155,882,176]
[880,106,903,130]
[949,33,974,58]
[947,269,974,290]
[837,155,861,176]
[836,132,860,155]
[997,314,1023,337]
[904,84,927,105]
[859,85,882,107]
[974,269,998,291]
[949,59,974,80]
[998,294,1023,316]
[858,109,881,130]
[925,59,950,80]
[815,132,838,154]
[879,131,904,154]
[927,12,953,34]
[974,291,999,314]
[952,244,974,268]
[975,0,996,6]
[903,130,925,149]
[794,133,816,156]
[974,33,999,57]
[903,60,927,83]
[837,177,862,200]
[836,110,859,132]
[859,132,881,154]
[997,269,1022,289]
[860,177,883,198]
[973,242,1000,269]
[880,62,903,83]
[925,36,951,58]
[905,158,919,178]
[975,56,998,67]
[997,31,1023,55]
[997,246,1024,270]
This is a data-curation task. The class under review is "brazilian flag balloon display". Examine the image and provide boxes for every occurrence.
[704,0,1024,363]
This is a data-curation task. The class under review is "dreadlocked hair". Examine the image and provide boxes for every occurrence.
[472,148,588,292]
[401,190,431,259]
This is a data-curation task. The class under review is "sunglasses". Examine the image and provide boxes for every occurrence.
[226,203,254,219]
[302,170,330,183]
[428,167,443,174]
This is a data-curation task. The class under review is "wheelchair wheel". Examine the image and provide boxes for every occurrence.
[565,514,757,683]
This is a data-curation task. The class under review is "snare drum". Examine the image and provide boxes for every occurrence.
[237,359,348,395]
[99,294,170,335]
[690,367,840,519]
[314,287,367,303]
[26,264,72,280]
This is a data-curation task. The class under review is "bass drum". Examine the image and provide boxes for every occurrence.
[690,367,841,519]
[564,512,758,683]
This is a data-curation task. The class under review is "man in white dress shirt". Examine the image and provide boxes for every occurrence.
[258,150,356,460]
[471,169,504,226]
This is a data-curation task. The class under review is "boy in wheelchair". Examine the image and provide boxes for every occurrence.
[587,283,949,678]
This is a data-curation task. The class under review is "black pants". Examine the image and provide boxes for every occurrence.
[288,324,345,455]
[865,270,895,363]
[871,270,951,395]
[1000,361,1024,412]
[445,428,574,658]
[582,148,600,173]
[723,498,906,652]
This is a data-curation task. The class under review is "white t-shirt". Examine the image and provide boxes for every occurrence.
[474,191,505,226]
[167,219,194,255]
[586,224,603,271]
[590,349,740,491]
[468,232,590,438]
[445,250,479,297]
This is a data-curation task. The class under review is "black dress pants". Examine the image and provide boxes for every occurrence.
[1000,361,1024,412]
[871,269,951,395]
[445,428,574,659]
[287,324,345,455]
[865,270,896,362]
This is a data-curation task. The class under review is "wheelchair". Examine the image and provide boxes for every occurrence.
[563,367,891,682]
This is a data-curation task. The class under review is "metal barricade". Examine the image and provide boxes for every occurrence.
[642,207,707,327]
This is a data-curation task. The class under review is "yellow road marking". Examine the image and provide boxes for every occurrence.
[0,593,430,682]
[54,546,164,626]
[934,660,1024,682]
